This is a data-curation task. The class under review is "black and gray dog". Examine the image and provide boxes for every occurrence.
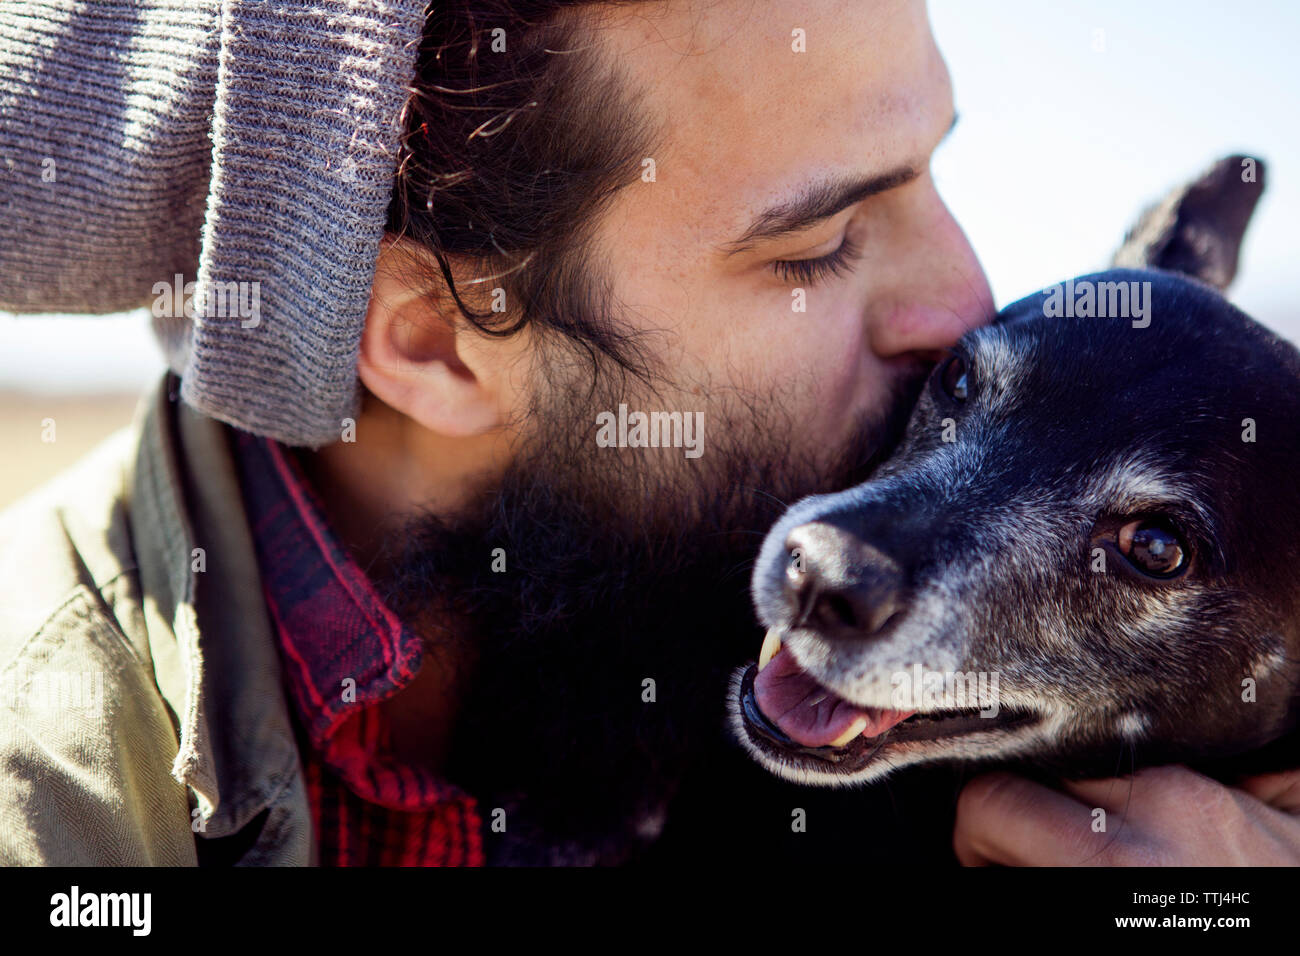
[731,157,1300,789]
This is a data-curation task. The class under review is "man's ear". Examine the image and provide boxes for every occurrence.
[1111,153,1266,291]
[357,236,508,437]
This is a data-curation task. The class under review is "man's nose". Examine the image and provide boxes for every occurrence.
[868,184,995,361]
[782,522,904,642]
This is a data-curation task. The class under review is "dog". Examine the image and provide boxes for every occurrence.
[729,156,1300,789]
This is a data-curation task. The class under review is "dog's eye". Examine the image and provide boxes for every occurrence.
[940,356,968,402]
[1117,519,1187,577]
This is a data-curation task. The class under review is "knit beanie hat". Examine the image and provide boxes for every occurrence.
[0,0,429,447]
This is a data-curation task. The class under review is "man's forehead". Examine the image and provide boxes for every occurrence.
[586,0,950,250]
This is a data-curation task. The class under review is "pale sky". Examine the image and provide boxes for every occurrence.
[929,0,1298,338]
[2,0,1296,392]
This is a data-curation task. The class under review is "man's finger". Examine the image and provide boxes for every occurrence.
[1058,774,1141,812]
[954,772,1120,866]
[1236,769,1300,814]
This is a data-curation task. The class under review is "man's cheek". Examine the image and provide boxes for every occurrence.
[807,323,870,420]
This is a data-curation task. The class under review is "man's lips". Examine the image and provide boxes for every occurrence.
[751,630,914,748]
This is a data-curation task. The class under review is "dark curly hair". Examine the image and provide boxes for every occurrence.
[386,1,666,387]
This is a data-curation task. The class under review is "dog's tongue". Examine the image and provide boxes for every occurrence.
[753,648,914,748]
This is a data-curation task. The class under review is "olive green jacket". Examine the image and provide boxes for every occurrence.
[0,373,313,865]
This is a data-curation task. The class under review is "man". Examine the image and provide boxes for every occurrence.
[2,0,1297,865]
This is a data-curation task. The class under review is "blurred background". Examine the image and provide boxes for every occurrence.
[1,0,1296,505]
[929,0,1298,334]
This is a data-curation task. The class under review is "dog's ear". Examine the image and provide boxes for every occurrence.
[1110,154,1266,290]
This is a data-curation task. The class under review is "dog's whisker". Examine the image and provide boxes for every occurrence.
[733,484,791,511]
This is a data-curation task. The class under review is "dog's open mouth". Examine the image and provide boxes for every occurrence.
[736,630,1038,775]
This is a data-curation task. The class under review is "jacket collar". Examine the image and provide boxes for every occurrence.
[128,372,301,839]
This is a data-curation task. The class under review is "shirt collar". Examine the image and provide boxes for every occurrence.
[231,428,470,807]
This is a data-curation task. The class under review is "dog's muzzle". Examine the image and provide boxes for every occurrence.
[778,520,907,642]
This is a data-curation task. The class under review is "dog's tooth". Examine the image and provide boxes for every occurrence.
[757,628,783,672]
[828,717,869,748]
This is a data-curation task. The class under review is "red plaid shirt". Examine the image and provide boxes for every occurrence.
[231,428,484,866]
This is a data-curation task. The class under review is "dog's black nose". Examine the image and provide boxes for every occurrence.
[782,522,904,639]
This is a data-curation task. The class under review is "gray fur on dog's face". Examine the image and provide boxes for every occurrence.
[732,269,1300,787]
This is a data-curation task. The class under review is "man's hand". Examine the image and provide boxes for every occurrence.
[953,764,1300,865]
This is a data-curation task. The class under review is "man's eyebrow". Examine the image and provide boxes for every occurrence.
[720,112,959,258]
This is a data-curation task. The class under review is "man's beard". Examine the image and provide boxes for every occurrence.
[373,347,929,857]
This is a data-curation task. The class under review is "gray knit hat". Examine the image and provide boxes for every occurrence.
[0,0,428,447]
